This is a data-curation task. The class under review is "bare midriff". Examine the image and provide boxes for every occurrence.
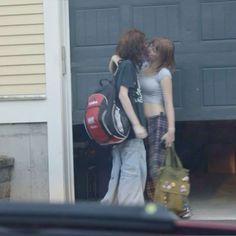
[143,102,165,118]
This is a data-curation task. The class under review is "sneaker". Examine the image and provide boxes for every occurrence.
[178,207,192,219]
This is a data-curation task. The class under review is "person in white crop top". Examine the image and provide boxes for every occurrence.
[141,37,175,199]
[143,37,191,218]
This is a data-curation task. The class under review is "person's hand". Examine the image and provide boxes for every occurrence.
[109,55,121,73]
[133,124,148,139]
[111,55,121,64]
[161,128,175,147]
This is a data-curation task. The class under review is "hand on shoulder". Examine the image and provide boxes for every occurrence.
[109,54,121,73]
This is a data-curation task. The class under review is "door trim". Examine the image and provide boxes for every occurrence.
[43,0,74,202]
[60,0,75,203]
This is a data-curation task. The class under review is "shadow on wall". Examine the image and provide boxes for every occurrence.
[0,156,14,200]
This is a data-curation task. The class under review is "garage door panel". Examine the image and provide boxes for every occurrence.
[173,69,184,108]
[198,50,236,104]
[198,51,236,68]
[175,51,236,107]
[73,110,85,125]
[73,72,112,110]
[133,3,181,41]
[69,0,122,8]
[177,107,236,121]
[201,1,236,41]
[72,8,120,46]
[71,45,115,73]
[72,72,111,111]
[175,60,202,115]
[70,0,236,124]
[178,42,236,54]
[202,67,236,106]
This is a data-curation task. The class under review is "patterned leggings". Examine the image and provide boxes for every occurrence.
[145,113,167,201]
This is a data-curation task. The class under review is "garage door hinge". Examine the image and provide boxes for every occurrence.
[61,46,66,76]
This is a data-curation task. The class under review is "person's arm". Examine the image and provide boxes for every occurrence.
[119,86,147,139]
[160,75,175,147]
[108,55,121,73]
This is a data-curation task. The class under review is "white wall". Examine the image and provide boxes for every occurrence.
[0,123,49,201]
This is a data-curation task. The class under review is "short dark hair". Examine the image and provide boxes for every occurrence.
[116,29,146,68]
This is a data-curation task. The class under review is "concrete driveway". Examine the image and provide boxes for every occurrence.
[189,173,236,220]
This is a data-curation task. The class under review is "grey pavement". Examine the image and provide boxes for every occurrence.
[189,173,236,220]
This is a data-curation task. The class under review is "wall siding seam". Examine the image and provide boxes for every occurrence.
[0,23,43,27]
[0,7,43,17]
[0,32,44,37]
[0,85,46,92]
[0,63,45,67]
[0,3,43,7]
[0,74,45,78]
[0,33,44,37]
[0,34,43,39]
[0,4,43,7]
[0,34,43,37]
[0,94,46,101]
[0,72,45,75]
[0,82,45,86]
[0,35,43,38]
[0,42,44,47]
[0,13,43,17]
[0,47,45,57]
[0,71,45,77]
[0,43,44,47]
[0,54,44,58]
[0,13,42,15]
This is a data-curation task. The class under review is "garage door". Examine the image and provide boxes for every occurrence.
[69,0,236,124]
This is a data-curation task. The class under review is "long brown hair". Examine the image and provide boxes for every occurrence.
[147,37,175,73]
[116,29,147,68]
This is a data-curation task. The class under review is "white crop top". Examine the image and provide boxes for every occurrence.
[139,67,172,104]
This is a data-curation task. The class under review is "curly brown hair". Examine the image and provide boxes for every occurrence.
[116,29,147,68]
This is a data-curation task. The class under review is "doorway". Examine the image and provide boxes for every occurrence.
[73,125,112,201]
[68,0,236,219]
[176,120,236,219]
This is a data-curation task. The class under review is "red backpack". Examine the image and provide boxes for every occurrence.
[84,77,130,146]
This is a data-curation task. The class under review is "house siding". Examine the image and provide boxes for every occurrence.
[0,0,45,98]
[0,0,49,202]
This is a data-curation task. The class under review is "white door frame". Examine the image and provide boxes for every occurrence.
[43,0,74,202]
[60,0,75,203]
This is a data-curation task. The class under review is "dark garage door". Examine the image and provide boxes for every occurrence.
[69,0,236,124]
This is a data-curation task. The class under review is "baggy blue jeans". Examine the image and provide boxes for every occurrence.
[101,138,147,206]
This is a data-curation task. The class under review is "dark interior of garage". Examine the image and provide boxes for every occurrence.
[73,120,236,219]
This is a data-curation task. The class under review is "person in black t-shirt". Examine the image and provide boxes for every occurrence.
[114,59,146,139]
[101,29,148,206]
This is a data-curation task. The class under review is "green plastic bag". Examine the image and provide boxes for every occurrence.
[154,146,190,214]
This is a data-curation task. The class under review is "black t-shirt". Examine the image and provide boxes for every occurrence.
[114,59,146,139]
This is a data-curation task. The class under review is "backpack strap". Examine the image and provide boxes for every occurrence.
[99,79,111,87]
